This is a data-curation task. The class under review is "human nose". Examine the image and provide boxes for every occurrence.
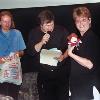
[48,26,53,31]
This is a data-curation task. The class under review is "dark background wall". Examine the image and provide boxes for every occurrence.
[1,2,100,73]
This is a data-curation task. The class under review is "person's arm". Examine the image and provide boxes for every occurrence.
[34,41,44,52]
[57,28,70,62]
[68,45,93,69]
[57,50,68,62]
[27,29,42,55]
[16,50,24,57]
[35,33,50,52]
[15,29,26,57]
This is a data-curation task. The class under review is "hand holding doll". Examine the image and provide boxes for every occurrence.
[67,33,82,55]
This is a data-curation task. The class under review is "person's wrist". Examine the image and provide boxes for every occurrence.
[40,41,45,46]
[68,51,73,57]
[61,55,64,60]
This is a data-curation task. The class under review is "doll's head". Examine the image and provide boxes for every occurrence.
[68,33,81,46]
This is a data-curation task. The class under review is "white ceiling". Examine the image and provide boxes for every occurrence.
[0,0,100,9]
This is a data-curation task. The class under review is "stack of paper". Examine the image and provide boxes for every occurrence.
[40,48,62,66]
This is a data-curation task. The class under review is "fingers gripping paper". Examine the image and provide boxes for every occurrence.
[40,49,62,66]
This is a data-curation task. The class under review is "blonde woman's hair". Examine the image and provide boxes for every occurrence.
[73,7,91,21]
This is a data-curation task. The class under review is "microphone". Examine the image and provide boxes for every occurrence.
[42,31,51,48]
[47,31,51,35]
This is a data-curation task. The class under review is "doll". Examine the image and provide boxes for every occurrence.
[67,33,82,47]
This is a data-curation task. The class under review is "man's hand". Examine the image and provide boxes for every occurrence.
[0,58,5,64]
[67,45,75,56]
[41,33,50,45]
[54,55,64,62]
